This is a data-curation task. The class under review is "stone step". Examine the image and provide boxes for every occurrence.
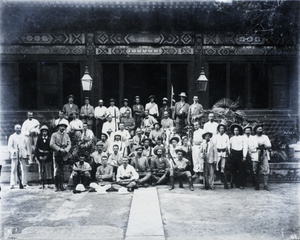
[0,163,73,184]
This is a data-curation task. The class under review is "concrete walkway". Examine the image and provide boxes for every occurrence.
[125,187,165,240]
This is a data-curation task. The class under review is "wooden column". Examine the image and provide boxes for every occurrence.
[119,63,124,107]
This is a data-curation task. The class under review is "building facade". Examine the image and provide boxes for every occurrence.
[0,0,299,142]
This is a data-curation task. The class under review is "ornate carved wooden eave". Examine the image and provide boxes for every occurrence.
[1,31,297,56]
[5,0,218,9]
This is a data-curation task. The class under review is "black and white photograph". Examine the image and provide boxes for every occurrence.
[0,0,299,239]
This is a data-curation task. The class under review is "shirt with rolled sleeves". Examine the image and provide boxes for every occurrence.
[116,164,139,181]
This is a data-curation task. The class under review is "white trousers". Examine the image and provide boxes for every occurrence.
[10,158,27,186]
[192,145,203,173]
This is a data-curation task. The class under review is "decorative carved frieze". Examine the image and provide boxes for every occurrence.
[95,32,194,45]
[0,45,86,55]
[95,45,194,55]
[14,33,86,45]
[203,46,297,56]
[202,33,296,46]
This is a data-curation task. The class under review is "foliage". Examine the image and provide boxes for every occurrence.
[267,130,298,162]
[211,97,247,125]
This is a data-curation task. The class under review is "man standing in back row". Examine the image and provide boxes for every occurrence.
[62,95,79,122]
[174,92,189,136]
[80,97,94,130]
[21,112,40,164]
[187,96,204,126]
[145,95,159,119]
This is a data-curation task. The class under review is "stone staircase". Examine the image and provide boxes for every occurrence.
[0,110,299,184]
[0,110,59,184]
[0,110,58,145]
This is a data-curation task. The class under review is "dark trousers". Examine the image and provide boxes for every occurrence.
[203,161,214,188]
[73,172,91,187]
[95,118,106,139]
[231,150,246,187]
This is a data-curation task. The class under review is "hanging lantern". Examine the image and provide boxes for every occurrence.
[196,67,208,92]
[81,66,93,91]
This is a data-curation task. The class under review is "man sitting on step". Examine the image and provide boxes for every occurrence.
[131,146,152,187]
[151,146,171,186]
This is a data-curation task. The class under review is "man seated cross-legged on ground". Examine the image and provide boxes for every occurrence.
[130,145,152,187]
[114,157,139,192]
[72,154,92,190]
[151,146,171,187]
[93,155,115,192]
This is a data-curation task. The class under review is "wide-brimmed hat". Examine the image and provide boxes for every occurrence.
[135,128,142,134]
[202,132,213,139]
[162,97,168,102]
[75,184,86,192]
[181,135,188,140]
[101,132,109,139]
[230,124,243,135]
[109,98,115,102]
[71,110,78,115]
[84,96,90,101]
[153,122,162,128]
[135,145,144,151]
[178,92,187,98]
[217,120,227,132]
[142,138,152,144]
[57,122,68,128]
[123,98,129,102]
[67,94,75,100]
[40,125,49,132]
[148,95,155,100]
[154,146,166,156]
[253,124,264,133]
[175,147,186,156]
[169,136,180,143]
[96,141,104,146]
[243,124,252,132]
[90,182,100,190]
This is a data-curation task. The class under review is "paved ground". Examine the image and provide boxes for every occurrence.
[1,185,132,240]
[158,183,300,240]
[1,183,300,240]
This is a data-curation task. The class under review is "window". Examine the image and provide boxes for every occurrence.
[0,63,18,109]
[19,63,37,109]
[63,63,81,105]
[272,64,289,108]
[251,64,268,109]
[209,63,226,107]
[41,62,59,107]
[208,62,289,109]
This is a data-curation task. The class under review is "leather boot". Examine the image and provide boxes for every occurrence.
[188,177,194,191]
[156,175,166,185]
[179,177,183,188]
[263,175,269,191]
[169,176,174,190]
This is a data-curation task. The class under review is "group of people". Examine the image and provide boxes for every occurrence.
[7,92,272,193]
